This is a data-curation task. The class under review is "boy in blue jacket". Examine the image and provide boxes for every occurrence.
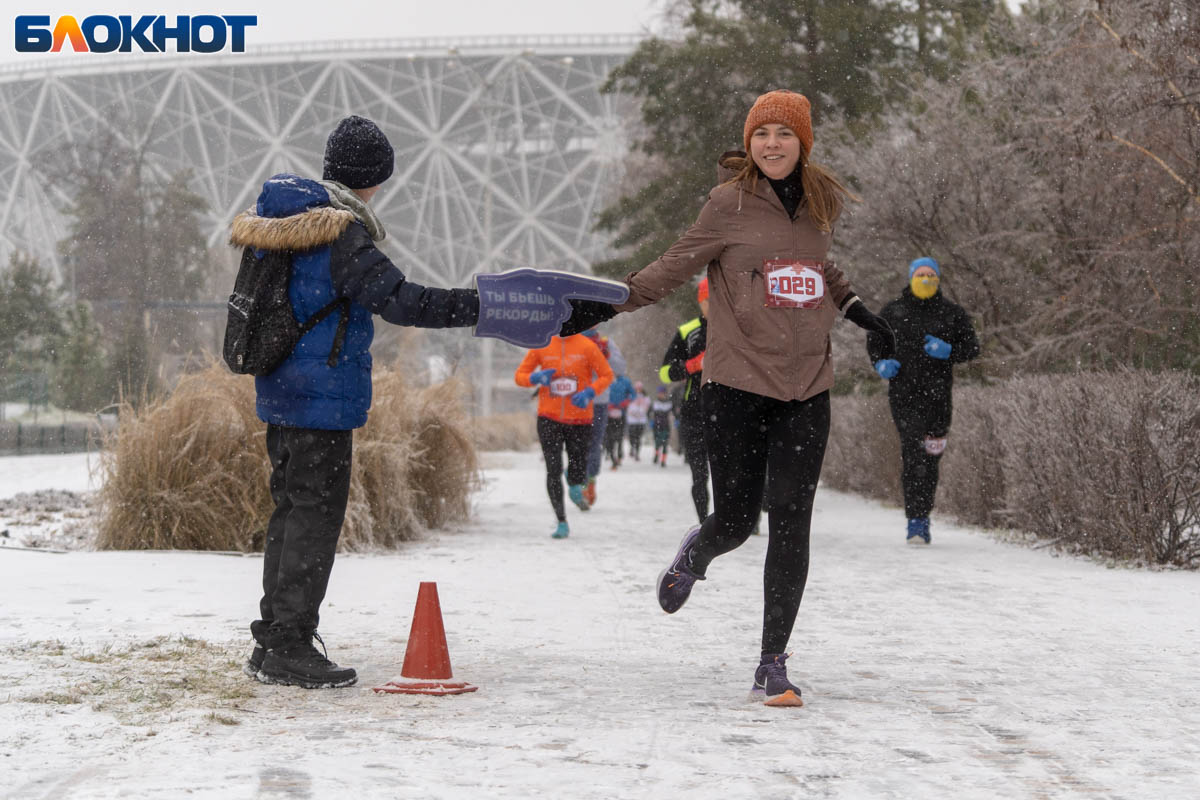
[231,116,480,688]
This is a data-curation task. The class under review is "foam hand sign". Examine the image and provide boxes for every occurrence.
[475,268,630,349]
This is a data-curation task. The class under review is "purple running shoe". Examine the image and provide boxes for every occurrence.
[656,525,705,613]
[751,653,804,707]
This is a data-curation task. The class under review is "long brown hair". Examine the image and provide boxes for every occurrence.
[720,153,859,233]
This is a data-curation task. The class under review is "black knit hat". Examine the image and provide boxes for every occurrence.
[322,115,394,189]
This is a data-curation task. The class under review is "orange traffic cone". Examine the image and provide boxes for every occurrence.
[373,582,478,696]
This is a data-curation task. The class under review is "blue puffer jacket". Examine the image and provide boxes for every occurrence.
[231,174,479,430]
[607,374,636,408]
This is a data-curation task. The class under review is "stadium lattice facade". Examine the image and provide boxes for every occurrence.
[0,35,636,290]
[0,37,638,412]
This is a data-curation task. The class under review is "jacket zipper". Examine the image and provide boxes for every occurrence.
[790,201,802,384]
[557,337,567,421]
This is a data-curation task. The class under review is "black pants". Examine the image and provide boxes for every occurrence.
[627,423,645,458]
[253,425,353,650]
[679,412,709,523]
[604,414,625,465]
[691,383,829,655]
[890,398,947,519]
[537,416,591,521]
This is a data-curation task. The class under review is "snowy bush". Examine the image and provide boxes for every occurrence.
[824,393,900,505]
[996,372,1200,567]
[824,370,1200,567]
[95,362,479,552]
[937,390,1008,530]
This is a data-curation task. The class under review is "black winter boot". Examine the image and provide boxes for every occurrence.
[257,633,357,689]
[243,645,265,678]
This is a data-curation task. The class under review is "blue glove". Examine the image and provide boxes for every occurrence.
[570,387,595,408]
[924,335,952,360]
[474,268,630,348]
[874,358,900,379]
[529,368,556,386]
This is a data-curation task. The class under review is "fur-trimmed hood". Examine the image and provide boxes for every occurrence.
[229,173,355,252]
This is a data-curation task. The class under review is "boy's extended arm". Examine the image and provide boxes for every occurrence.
[330,222,479,328]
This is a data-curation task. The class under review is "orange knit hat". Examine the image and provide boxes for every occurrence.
[697,277,709,303]
[743,90,813,158]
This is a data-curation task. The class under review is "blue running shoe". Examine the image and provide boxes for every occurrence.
[656,525,705,613]
[751,653,804,707]
[568,484,590,511]
[906,517,931,545]
[552,521,569,539]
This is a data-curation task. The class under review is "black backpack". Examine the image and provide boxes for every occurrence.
[223,247,350,376]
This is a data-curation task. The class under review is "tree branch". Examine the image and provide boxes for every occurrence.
[1108,134,1200,204]
[1089,10,1200,126]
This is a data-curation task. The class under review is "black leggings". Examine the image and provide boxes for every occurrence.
[627,423,645,458]
[537,416,591,521]
[679,413,709,523]
[604,415,625,464]
[691,383,829,655]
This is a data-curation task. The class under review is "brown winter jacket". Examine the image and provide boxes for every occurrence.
[617,156,860,403]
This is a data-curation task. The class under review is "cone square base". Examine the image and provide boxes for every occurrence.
[373,680,478,696]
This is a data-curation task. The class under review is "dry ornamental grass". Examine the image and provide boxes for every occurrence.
[96,361,480,552]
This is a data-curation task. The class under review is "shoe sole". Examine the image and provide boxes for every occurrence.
[751,686,805,707]
[906,537,930,546]
[243,660,262,678]
[255,669,357,689]
[763,689,804,707]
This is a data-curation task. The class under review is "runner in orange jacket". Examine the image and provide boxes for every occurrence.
[515,334,615,538]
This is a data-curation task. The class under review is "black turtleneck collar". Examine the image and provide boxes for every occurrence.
[766,161,805,219]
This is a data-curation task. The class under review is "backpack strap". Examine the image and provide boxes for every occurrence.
[298,297,353,368]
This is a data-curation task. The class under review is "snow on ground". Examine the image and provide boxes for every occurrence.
[0,451,100,499]
[1,449,1199,799]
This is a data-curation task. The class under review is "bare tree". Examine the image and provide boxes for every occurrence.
[827,0,1200,375]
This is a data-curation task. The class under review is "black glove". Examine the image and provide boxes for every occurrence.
[558,299,618,337]
[845,299,896,359]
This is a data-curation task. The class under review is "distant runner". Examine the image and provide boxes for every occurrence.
[514,334,614,539]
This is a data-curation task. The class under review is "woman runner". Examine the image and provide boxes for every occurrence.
[562,90,895,705]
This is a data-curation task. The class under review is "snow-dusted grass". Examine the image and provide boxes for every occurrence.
[1,449,1198,799]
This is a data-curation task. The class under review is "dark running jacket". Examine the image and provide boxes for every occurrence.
[866,288,980,413]
[659,316,707,421]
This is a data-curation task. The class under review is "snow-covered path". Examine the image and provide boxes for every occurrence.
[2,449,1198,799]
